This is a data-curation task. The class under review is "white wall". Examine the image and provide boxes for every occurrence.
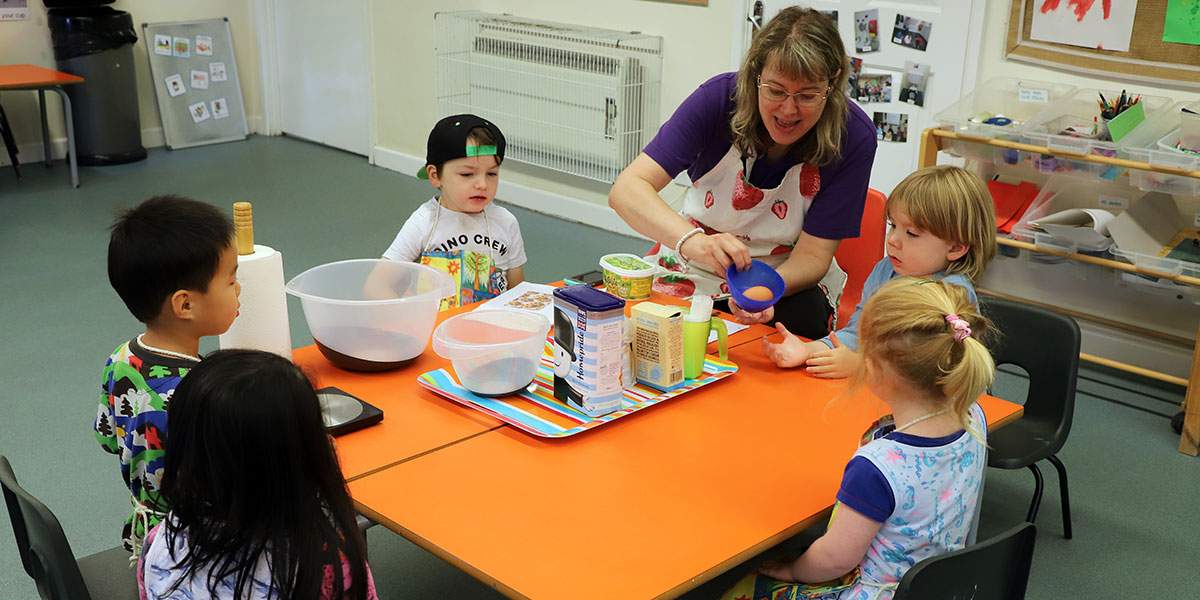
[0,0,263,161]
[369,0,735,230]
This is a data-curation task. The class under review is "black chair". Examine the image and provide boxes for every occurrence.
[1,456,138,600]
[893,522,1037,600]
[981,296,1081,539]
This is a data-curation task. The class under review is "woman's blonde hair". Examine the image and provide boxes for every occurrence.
[731,7,849,167]
[886,165,997,281]
[857,277,995,438]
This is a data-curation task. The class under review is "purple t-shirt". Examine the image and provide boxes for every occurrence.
[643,72,877,240]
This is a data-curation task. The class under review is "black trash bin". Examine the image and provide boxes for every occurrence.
[47,1,146,165]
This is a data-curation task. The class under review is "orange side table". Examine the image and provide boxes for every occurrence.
[0,64,85,187]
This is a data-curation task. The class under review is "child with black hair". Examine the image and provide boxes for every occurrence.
[95,195,240,554]
[382,114,526,309]
[138,349,377,600]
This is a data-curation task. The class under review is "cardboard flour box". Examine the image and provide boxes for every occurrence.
[631,302,684,390]
[552,285,625,417]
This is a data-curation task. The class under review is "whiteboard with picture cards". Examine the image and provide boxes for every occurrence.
[143,18,248,149]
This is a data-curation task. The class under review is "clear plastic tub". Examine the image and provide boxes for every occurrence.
[432,309,550,396]
[286,259,454,371]
[1019,88,1173,181]
[1124,101,1200,196]
[1009,176,1138,253]
[935,77,1075,164]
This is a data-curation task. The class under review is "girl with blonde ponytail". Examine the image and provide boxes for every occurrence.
[729,277,994,600]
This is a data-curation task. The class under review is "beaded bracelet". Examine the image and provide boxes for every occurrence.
[674,227,705,262]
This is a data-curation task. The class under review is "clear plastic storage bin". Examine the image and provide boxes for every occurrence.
[1123,101,1200,196]
[1019,88,1173,181]
[1009,176,1139,253]
[935,78,1075,164]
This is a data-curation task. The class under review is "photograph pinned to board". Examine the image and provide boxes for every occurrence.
[209,62,227,82]
[899,61,929,107]
[856,73,892,103]
[845,57,863,97]
[874,112,909,143]
[188,101,211,124]
[144,18,248,149]
[892,14,932,51]
[1163,0,1200,46]
[1031,0,1138,51]
[154,34,172,56]
[195,34,213,56]
[173,36,190,57]
[0,0,29,21]
[855,9,879,53]
[190,69,209,90]
[164,74,186,97]
[211,98,230,120]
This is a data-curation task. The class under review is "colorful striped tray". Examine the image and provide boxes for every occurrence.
[417,338,738,438]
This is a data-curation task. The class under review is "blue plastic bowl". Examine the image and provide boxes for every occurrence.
[725,260,785,312]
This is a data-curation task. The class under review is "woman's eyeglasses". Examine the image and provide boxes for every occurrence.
[757,79,830,107]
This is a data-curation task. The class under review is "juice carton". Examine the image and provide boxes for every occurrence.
[632,302,684,391]
[552,285,625,417]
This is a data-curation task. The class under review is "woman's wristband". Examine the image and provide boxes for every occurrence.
[674,227,705,262]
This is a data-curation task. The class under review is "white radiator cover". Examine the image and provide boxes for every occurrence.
[434,11,663,183]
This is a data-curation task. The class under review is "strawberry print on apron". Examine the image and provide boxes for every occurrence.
[645,145,846,311]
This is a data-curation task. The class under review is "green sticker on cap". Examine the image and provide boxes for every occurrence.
[465,144,498,157]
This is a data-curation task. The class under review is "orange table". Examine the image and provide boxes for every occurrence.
[0,64,85,187]
[296,292,772,482]
[348,341,1024,600]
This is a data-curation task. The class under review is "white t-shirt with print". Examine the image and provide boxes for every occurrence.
[382,198,527,270]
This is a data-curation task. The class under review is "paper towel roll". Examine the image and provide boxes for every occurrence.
[219,244,293,359]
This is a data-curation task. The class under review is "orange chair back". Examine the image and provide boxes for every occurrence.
[834,188,887,327]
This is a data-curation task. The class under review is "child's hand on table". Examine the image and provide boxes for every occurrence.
[762,323,814,368]
[805,333,861,379]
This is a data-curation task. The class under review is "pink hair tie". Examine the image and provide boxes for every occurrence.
[945,313,972,342]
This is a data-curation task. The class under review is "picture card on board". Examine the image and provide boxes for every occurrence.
[173,36,191,57]
[154,34,173,56]
[209,62,228,82]
[164,74,186,97]
[188,101,211,124]
[195,35,213,56]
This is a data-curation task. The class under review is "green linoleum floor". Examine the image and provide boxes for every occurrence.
[0,136,1194,599]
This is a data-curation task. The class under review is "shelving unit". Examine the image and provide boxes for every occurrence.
[919,127,1200,456]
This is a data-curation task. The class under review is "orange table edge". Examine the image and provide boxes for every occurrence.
[347,339,1023,600]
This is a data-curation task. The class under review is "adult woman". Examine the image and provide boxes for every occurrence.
[609,7,876,339]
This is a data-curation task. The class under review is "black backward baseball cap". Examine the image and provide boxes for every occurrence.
[417,114,506,179]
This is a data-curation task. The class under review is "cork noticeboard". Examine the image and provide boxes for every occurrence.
[1006,0,1200,89]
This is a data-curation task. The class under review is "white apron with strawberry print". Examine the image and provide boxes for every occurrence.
[647,146,846,313]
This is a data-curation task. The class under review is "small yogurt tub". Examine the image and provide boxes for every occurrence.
[599,253,658,300]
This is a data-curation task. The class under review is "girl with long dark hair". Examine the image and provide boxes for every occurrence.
[137,349,376,600]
